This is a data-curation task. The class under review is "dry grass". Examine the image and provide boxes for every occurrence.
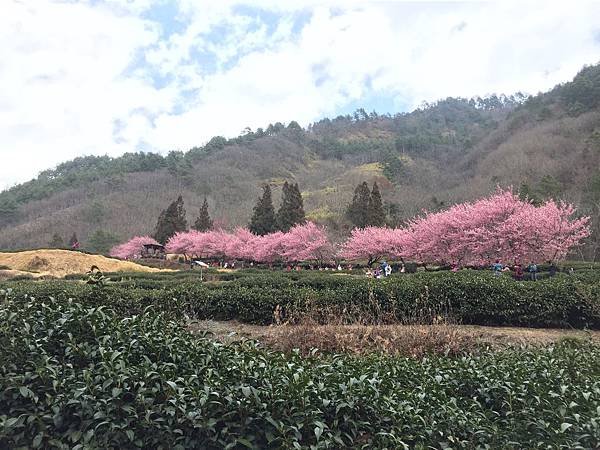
[0,269,40,281]
[268,323,476,356]
[189,320,600,357]
[0,249,171,278]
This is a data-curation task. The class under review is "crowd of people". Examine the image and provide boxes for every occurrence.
[365,261,396,279]
[489,260,571,280]
[189,257,575,281]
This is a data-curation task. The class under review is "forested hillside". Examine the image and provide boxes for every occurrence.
[1,63,600,257]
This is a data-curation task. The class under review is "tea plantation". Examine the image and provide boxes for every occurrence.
[2,270,600,448]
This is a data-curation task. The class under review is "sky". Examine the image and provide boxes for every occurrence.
[1,0,600,189]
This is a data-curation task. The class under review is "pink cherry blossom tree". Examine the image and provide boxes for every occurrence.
[340,227,398,266]
[340,190,589,267]
[404,189,589,266]
[164,231,198,259]
[252,231,286,264]
[280,222,334,266]
[225,228,259,262]
[109,236,159,260]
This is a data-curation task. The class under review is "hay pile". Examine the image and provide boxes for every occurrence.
[0,249,169,278]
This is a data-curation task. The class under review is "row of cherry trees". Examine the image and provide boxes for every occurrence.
[110,222,334,265]
[342,191,590,266]
[110,190,591,267]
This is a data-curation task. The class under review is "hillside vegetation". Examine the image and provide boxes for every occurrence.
[1,64,600,257]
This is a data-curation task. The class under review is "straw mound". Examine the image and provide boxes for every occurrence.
[0,249,168,278]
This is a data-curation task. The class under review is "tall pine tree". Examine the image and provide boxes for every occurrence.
[69,232,79,249]
[346,181,371,228]
[367,182,386,226]
[276,182,306,231]
[48,233,64,248]
[249,185,277,235]
[193,197,214,231]
[154,195,188,244]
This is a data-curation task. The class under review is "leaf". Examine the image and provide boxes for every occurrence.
[314,426,323,440]
[5,417,19,427]
[237,438,255,448]
[32,433,43,448]
[560,423,572,433]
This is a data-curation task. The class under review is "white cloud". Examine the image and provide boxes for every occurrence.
[1,0,599,189]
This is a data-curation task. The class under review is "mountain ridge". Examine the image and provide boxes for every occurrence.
[1,63,600,258]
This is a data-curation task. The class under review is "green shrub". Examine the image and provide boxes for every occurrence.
[4,270,600,328]
[1,293,600,449]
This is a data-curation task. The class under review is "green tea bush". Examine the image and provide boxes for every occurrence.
[2,283,186,321]
[1,293,600,449]
[4,270,600,328]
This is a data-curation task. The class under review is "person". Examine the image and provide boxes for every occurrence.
[492,259,504,277]
[400,263,406,273]
[385,264,392,277]
[365,269,373,278]
[513,262,523,281]
[337,264,342,271]
[569,267,574,276]
[451,264,459,273]
[527,261,538,281]
[373,268,381,279]
[380,260,387,275]
[548,261,557,277]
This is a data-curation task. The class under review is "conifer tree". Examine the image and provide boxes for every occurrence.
[69,232,80,249]
[249,185,277,235]
[154,195,188,244]
[193,197,214,231]
[276,182,306,231]
[346,181,371,228]
[48,233,64,248]
[367,182,386,226]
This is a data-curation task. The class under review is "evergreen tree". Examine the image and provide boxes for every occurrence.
[249,185,277,235]
[69,232,80,249]
[367,182,386,226]
[154,195,188,244]
[48,233,64,248]
[346,181,371,228]
[276,182,306,231]
[86,230,120,254]
[193,197,214,231]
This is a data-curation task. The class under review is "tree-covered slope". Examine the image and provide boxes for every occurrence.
[1,63,599,256]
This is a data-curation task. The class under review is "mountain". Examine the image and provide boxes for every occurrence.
[1,63,600,258]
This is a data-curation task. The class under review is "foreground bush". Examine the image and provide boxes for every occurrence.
[1,293,600,449]
[5,270,600,328]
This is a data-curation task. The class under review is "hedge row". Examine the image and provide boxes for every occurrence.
[2,294,600,449]
[4,270,600,328]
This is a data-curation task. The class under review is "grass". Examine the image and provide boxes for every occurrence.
[189,320,600,357]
